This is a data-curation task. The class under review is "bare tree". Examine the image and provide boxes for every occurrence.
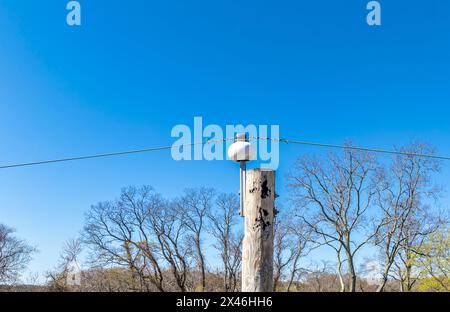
[284,215,316,292]
[0,224,36,284]
[273,211,314,291]
[374,143,441,292]
[147,200,192,291]
[83,186,193,292]
[83,197,158,291]
[288,148,381,292]
[46,238,83,291]
[177,187,215,291]
[273,214,293,291]
[207,193,242,292]
[392,213,441,292]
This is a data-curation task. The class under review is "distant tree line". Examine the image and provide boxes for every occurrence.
[0,224,36,285]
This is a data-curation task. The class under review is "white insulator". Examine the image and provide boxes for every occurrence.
[228,141,256,162]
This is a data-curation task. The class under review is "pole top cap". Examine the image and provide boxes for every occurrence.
[235,133,248,142]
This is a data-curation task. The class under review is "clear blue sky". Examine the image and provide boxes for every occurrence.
[1,0,449,280]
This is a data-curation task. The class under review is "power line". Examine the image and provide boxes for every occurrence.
[0,139,230,170]
[255,137,450,161]
[1,137,449,170]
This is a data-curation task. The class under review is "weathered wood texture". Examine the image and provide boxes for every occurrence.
[242,169,275,292]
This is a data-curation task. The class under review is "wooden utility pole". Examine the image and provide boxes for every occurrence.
[242,169,275,292]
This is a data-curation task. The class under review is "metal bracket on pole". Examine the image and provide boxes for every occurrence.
[240,161,246,217]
